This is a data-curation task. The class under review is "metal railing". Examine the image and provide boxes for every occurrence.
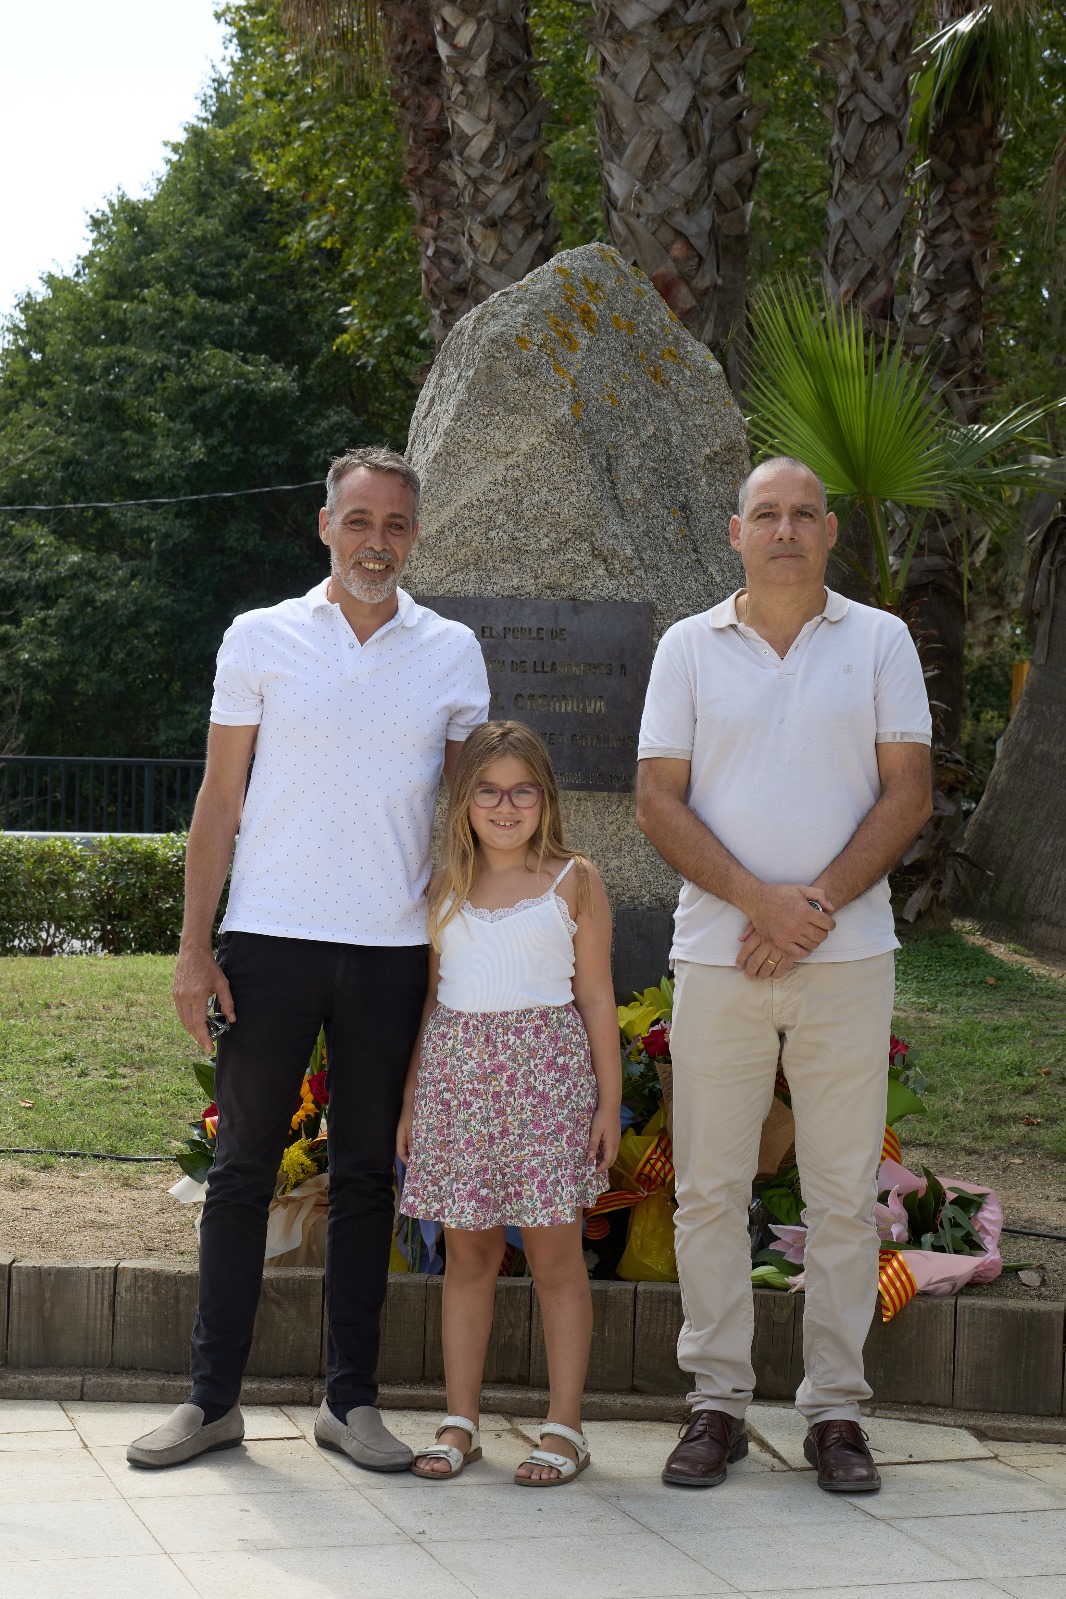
[1,757,204,833]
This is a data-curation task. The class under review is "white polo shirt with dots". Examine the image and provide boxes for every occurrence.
[638,588,932,965]
[210,580,490,946]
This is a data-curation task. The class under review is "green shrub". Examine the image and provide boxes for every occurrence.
[0,833,189,955]
[87,835,189,954]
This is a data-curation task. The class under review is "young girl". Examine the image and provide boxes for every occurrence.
[397,720,620,1486]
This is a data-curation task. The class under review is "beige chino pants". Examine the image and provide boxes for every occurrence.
[670,952,895,1424]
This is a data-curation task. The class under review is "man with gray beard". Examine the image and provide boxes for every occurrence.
[128,446,489,1470]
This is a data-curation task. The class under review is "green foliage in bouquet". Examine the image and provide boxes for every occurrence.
[175,1056,219,1185]
[758,1167,804,1228]
[889,1168,989,1256]
[175,1031,329,1188]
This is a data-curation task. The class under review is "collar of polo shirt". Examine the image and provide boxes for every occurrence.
[306,577,421,628]
[709,587,850,629]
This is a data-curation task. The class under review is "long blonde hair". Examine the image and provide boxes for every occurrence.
[428,720,591,949]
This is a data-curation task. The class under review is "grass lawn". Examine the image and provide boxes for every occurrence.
[893,927,1066,1162]
[0,929,1064,1164]
[0,955,201,1158]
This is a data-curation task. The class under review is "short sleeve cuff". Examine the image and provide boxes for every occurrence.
[874,731,931,745]
[638,745,693,761]
[210,706,263,727]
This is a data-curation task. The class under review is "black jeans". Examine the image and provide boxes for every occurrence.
[189,932,428,1409]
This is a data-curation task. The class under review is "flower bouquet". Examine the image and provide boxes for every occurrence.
[872,1159,1004,1316]
[753,1036,1008,1318]
[170,1035,332,1266]
[617,978,675,1128]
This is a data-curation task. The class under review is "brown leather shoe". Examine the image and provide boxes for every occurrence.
[662,1408,748,1488]
[803,1420,881,1492]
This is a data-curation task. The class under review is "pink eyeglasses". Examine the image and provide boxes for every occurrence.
[471,782,544,810]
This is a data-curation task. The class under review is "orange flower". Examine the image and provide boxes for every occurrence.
[290,1078,318,1132]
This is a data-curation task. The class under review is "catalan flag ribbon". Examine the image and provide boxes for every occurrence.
[878,1246,918,1322]
[880,1125,902,1167]
[637,1130,674,1190]
[583,1213,616,1240]
[584,1129,674,1241]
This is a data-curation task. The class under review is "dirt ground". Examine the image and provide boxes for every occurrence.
[0,1159,200,1262]
[2,1143,1063,1300]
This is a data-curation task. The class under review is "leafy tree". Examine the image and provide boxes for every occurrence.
[224,0,429,423]
[281,0,470,349]
[983,3,1066,431]
[745,279,1052,608]
[528,0,601,250]
[746,0,834,291]
[0,8,419,758]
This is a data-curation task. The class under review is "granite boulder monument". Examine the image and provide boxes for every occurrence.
[406,241,749,990]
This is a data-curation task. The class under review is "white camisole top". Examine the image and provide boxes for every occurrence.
[436,860,578,1014]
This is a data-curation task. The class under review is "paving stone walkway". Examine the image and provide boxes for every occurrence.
[2,1399,1065,1598]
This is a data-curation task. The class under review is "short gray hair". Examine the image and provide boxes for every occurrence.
[324,446,421,519]
[738,457,827,517]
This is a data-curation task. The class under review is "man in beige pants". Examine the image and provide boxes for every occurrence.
[636,458,932,1492]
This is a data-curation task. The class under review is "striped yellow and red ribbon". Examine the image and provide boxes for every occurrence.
[584,1131,674,1240]
[881,1125,902,1166]
[877,1246,918,1321]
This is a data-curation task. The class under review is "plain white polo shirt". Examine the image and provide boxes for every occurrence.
[638,588,931,965]
[211,580,490,945]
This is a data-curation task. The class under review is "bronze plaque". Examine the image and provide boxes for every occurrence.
[420,597,654,791]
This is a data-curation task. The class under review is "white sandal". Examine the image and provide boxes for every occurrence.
[514,1421,590,1487]
[410,1414,482,1480]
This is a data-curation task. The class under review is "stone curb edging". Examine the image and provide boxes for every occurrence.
[1,1256,1063,1417]
[3,1368,1066,1445]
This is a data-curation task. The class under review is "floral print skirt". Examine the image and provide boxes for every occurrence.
[400,1002,608,1230]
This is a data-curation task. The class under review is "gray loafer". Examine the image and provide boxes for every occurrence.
[126,1402,244,1468]
[314,1399,413,1472]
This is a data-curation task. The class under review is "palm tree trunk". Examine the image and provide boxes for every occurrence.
[908,8,1004,424]
[957,509,1066,954]
[428,0,557,311]
[815,5,920,607]
[590,0,762,390]
[902,524,967,745]
[381,0,470,346]
[903,1,1008,743]
[816,0,921,323]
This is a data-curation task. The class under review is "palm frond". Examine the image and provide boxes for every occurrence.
[910,1,1040,159]
[936,405,1065,536]
[745,280,1062,604]
[277,0,381,76]
[747,281,945,505]
[984,0,1040,21]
